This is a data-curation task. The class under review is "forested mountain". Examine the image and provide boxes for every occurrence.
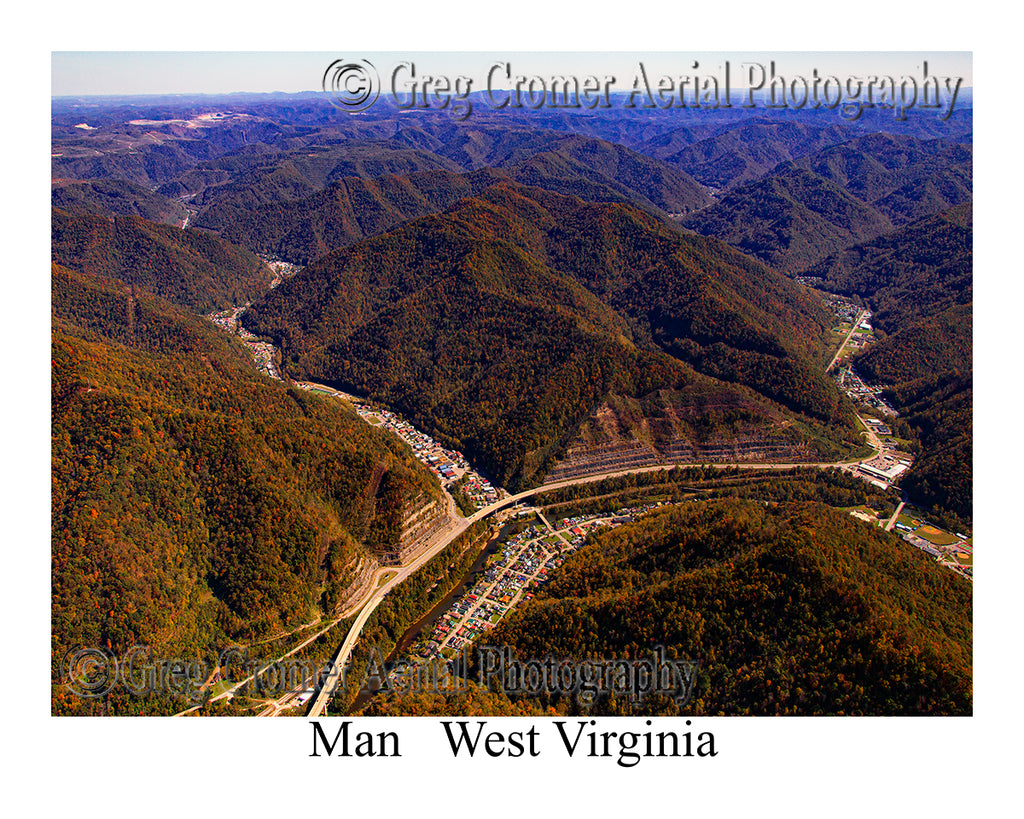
[51,137,206,189]
[806,202,972,331]
[809,203,972,525]
[481,500,971,715]
[243,182,854,488]
[786,133,972,225]
[857,304,971,386]
[174,138,466,210]
[57,104,967,283]
[50,91,973,719]
[193,168,504,263]
[501,134,713,213]
[52,263,440,714]
[654,119,854,190]
[633,122,736,162]
[884,372,972,527]
[680,135,971,274]
[51,207,273,313]
[682,167,894,273]
[807,203,972,384]
[191,133,712,263]
[51,179,187,226]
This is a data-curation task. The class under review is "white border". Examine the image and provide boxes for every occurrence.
[17,1,1018,813]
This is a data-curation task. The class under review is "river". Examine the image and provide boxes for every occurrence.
[348,519,521,711]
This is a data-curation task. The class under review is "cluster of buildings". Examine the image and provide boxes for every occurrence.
[241,340,281,380]
[415,520,565,663]
[405,501,673,669]
[552,500,667,540]
[204,255,299,381]
[834,366,897,417]
[863,417,893,436]
[856,455,912,490]
[820,300,973,581]
[207,305,281,380]
[207,305,246,333]
[892,515,973,580]
[453,474,501,510]
[823,303,897,417]
[821,294,862,328]
[263,259,301,290]
[352,406,504,509]
[292,381,505,514]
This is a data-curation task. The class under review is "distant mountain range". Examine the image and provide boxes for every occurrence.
[650,119,854,190]
[54,104,971,277]
[185,132,712,262]
[682,134,971,273]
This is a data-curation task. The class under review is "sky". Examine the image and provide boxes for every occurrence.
[51,51,973,97]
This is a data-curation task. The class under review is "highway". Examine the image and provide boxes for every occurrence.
[303,450,883,717]
[289,333,888,717]
[303,505,479,717]
[189,294,889,717]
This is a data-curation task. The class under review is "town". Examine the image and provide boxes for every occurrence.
[389,501,671,678]
[207,304,282,381]
[821,294,971,579]
[206,258,300,381]
[296,383,507,512]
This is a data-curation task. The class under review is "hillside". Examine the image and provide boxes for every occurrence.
[884,371,973,528]
[806,202,973,331]
[810,203,972,525]
[179,138,466,212]
[681,168,894,273]
[657,119,854,190]
[680,134,971,275]
[48,92,975,727]
[807,204,972,387]
[193,134,712,264]
[788,133,972,226]
[51,179,188,226]
[857,304,972,385]
[52,263,441,714]
[501,134,712,213]
[51,208,273,313]
[243,182,854,489]
[194,168,504,264]
[484,500,971,715]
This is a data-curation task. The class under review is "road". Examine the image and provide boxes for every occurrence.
[885,499,907,532]
[293,344,889,717]
[304,450,884,717]
[853,410,884,457]
[184,284,891,716]
[826,309,867,373]
[305,511,478,717]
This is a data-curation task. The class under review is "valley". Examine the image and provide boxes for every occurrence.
[51,86,973,717]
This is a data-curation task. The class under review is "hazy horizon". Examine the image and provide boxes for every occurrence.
[52,51,972,97]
